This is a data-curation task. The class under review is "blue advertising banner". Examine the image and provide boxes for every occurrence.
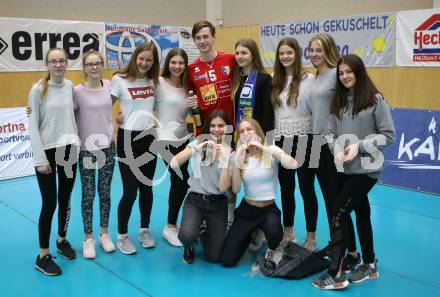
[381,108,440,195]
[105,22,179,69]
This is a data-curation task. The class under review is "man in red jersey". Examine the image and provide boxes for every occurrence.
[186,21,236,134]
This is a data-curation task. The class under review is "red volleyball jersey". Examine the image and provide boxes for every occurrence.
[188,52,236,134]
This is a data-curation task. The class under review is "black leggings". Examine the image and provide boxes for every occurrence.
[117,128,157,234]
[220,200,283,267]
[328,174,377,274]
[157,140,189,225]
[276,135,318,232]
[36,145,77,249]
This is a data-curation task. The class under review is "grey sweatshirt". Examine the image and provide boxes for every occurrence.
[28,79,79,166]
[328,94,396,178]
[304,68,337,135]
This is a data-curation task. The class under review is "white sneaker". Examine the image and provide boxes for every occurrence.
[162,225,182,247]
[279,230,298,248]
[138,228,156,248]
[303,237,317,252]
[83,238,96,259]
[99,234,116,253]
[117,234,137,255]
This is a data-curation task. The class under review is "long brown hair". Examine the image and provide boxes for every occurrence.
[41,48,68,97]
[308,33,340,76]
[113,42,159,85]
[331,54,379,119]
[161,48,189,92]
[231,39,266,102]
[271,37,307,108]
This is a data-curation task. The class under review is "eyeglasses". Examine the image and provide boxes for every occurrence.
[47,59,67,66]
[84,62,104,69]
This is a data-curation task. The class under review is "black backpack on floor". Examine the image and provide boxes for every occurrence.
[257,242,329,280]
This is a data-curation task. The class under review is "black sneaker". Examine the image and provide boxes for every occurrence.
[344,253,361,273]
[182,245,195,264]
[35,254,62,276]
[317,242,332,259]
[56,239,76,260]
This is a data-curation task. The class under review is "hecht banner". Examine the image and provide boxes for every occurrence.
[0,17,105,71]
[381,108,440,195]
[396,9,440,66]
[0,108,35,180]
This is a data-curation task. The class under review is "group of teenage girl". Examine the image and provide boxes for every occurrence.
[28,20,395,291]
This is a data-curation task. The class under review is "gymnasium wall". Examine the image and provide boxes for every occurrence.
[0,0,439,111]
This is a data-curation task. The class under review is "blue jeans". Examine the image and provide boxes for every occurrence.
[178,192,228,263]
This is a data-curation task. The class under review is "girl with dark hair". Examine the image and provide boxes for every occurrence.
[111,41,160,254]
[232,38,274,134]
[312,54,395,290]
[220,119,299,268]
[154,48,191,247]
[171,110,234,264]
[271,37,318,250]
[28,48,79,276]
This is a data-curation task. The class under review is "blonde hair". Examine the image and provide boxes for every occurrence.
[41,48,68,97]
[237,118,273,169]
[82,50,105,79]
[308,33,340,75]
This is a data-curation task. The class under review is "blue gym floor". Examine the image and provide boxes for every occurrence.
[1,160,439,297]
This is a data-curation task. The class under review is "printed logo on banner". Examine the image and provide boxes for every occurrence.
[0,37,8,55]
[106,31,162,69]
[382,109,440,194]
[413,14,440,62]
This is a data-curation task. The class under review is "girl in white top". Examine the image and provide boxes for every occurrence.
[154,48,191,247]
[28,48,79,276]
[272,37,318,251]
[73,51,117,259]
[220,118,298,267]
[110,42,160,254]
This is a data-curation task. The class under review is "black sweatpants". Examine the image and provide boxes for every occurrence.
[36,145,77,249]
[117,128,157,234]
[157,140,189,225]
[328,173,377,275]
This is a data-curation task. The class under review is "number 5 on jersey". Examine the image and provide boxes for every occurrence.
[208,69,217,82]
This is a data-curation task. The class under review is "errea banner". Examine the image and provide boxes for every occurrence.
[381,108,440,195]
[396,9,440,66]
[0,108,35,180]
[105,22,179,69]
[0,17,105,72]
[260,12,396,67]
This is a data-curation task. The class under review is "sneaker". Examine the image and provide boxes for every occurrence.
[349,262,379,284]
[279,230,297,248]
[162,225,183,247]
[138,228,156,248]
[182,245,195,264]
[311,271,349,290]
[99,234,116,253]
[56,239,76,260]
[35,254,62,276]
[303,237,317,252]
[248,229,266,252]
[117,234,137,255]
[82,238,96,259]
[317,242,332,259]
[344,253,361,273]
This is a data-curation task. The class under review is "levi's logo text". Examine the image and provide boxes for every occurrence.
[128,86,154,100]
[413,14,440,62]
